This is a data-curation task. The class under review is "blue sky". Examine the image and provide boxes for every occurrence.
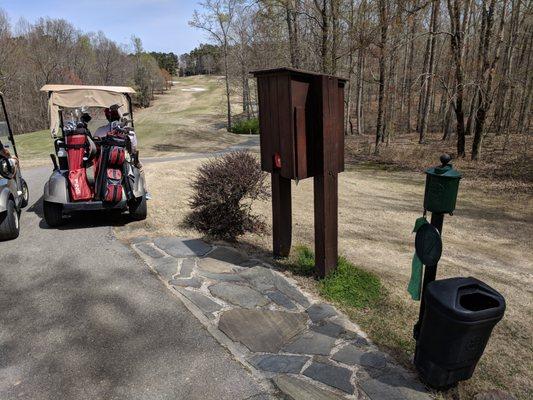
[1,0,208,54]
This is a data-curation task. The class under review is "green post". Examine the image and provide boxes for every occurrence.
[414,154,462,340]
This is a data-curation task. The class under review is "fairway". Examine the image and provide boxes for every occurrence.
[14,75,248,167]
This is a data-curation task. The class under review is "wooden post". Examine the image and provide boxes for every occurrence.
[314,172,339,278]
[252,68,345,272]
[313,75,342,278]
[271,171,292,257]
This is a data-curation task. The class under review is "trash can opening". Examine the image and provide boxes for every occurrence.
[460,291,500,311]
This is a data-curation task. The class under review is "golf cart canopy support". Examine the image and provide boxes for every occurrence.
[40,85,136,137]
[0,91,17,157]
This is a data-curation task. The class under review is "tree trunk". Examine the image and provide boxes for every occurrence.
[419,0,440,143]
[223,41,232,131]
[446,0,472,157]
[356,50,365,135]
[471,0,506,160]
[316,0,329,73]
[330,0,339,75]
[344,0,356,135]
[375,0,388,154]
[286,0,300,68]
[406,13,416,132]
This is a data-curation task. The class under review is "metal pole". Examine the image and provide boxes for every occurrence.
[414,212,444,340]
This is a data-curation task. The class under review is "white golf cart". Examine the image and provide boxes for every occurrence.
[0,92,29,240]
[40,85,147,227]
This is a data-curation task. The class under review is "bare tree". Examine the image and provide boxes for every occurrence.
[190,0,240,131]
[375,0,389,154]
[446,0,473,157]
[471,0,507,160]
[418,0,440,143]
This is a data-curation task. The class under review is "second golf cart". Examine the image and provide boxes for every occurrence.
[0,92,29,240]
[40,85,148,227]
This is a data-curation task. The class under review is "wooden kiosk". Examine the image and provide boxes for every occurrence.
[252,67,346,278]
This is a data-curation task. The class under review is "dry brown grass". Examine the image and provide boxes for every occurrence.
[117,153,532,399]
[115,76,532,399]
[346,131,533,194]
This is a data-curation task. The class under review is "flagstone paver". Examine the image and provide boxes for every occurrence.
[332,345,388,369]
[218,309,308,353]
[209,282,270,308]
[265,290,297,310]
[175,287,222,316]
[272,274,311,307]
[153,237,212,257]
[310,321,346,338]
[283,331,337,356]
[307,303,338,322]
[239,266,277,291]
[303,361,354,394]
[204,246,248,265]
[350,335,371,347]
[198,257,240,274]
[359,371,430,400]
[249,354,309,374]
[272,375,348,400]
[169,277,203,288]
[132,237,432,400]
[136,243,165,259]
[178,258,195,277]
[198,270,246,282]
[152,258,179,280]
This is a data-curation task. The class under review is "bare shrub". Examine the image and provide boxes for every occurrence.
[185,150,269,241]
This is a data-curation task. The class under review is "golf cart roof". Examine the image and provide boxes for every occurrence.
[40,84,136,94]
[40,85,136,137]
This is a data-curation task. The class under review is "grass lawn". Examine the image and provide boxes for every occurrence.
[134,75,245,158]
[15,129,53,168]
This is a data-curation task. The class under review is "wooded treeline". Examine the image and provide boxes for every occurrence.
[0,9,169,134]
[180,44,222,76]
[190,0,532,161]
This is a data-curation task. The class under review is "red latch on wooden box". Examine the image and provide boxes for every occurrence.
[274,152,282,169]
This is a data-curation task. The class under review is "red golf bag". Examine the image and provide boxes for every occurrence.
[97,144,126,203]
[65,128,95,201]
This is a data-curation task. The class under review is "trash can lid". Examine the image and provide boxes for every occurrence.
[425,277,506,323]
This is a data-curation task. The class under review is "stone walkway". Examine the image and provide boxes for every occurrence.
[131,237,432,400]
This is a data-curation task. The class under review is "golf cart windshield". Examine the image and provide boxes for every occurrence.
[60,106,127,135]
[0,93,15,156]
[40,85,136,137]
[0,98,9,141]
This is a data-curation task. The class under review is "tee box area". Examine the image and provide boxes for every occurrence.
[252,67,346,278]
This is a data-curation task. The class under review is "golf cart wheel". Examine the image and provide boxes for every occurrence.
[20,179,29,208]
[0,199,20,241]
[128,195,147,221]
[43,201,64,227]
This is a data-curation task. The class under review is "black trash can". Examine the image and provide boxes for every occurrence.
[415,277,505,389]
